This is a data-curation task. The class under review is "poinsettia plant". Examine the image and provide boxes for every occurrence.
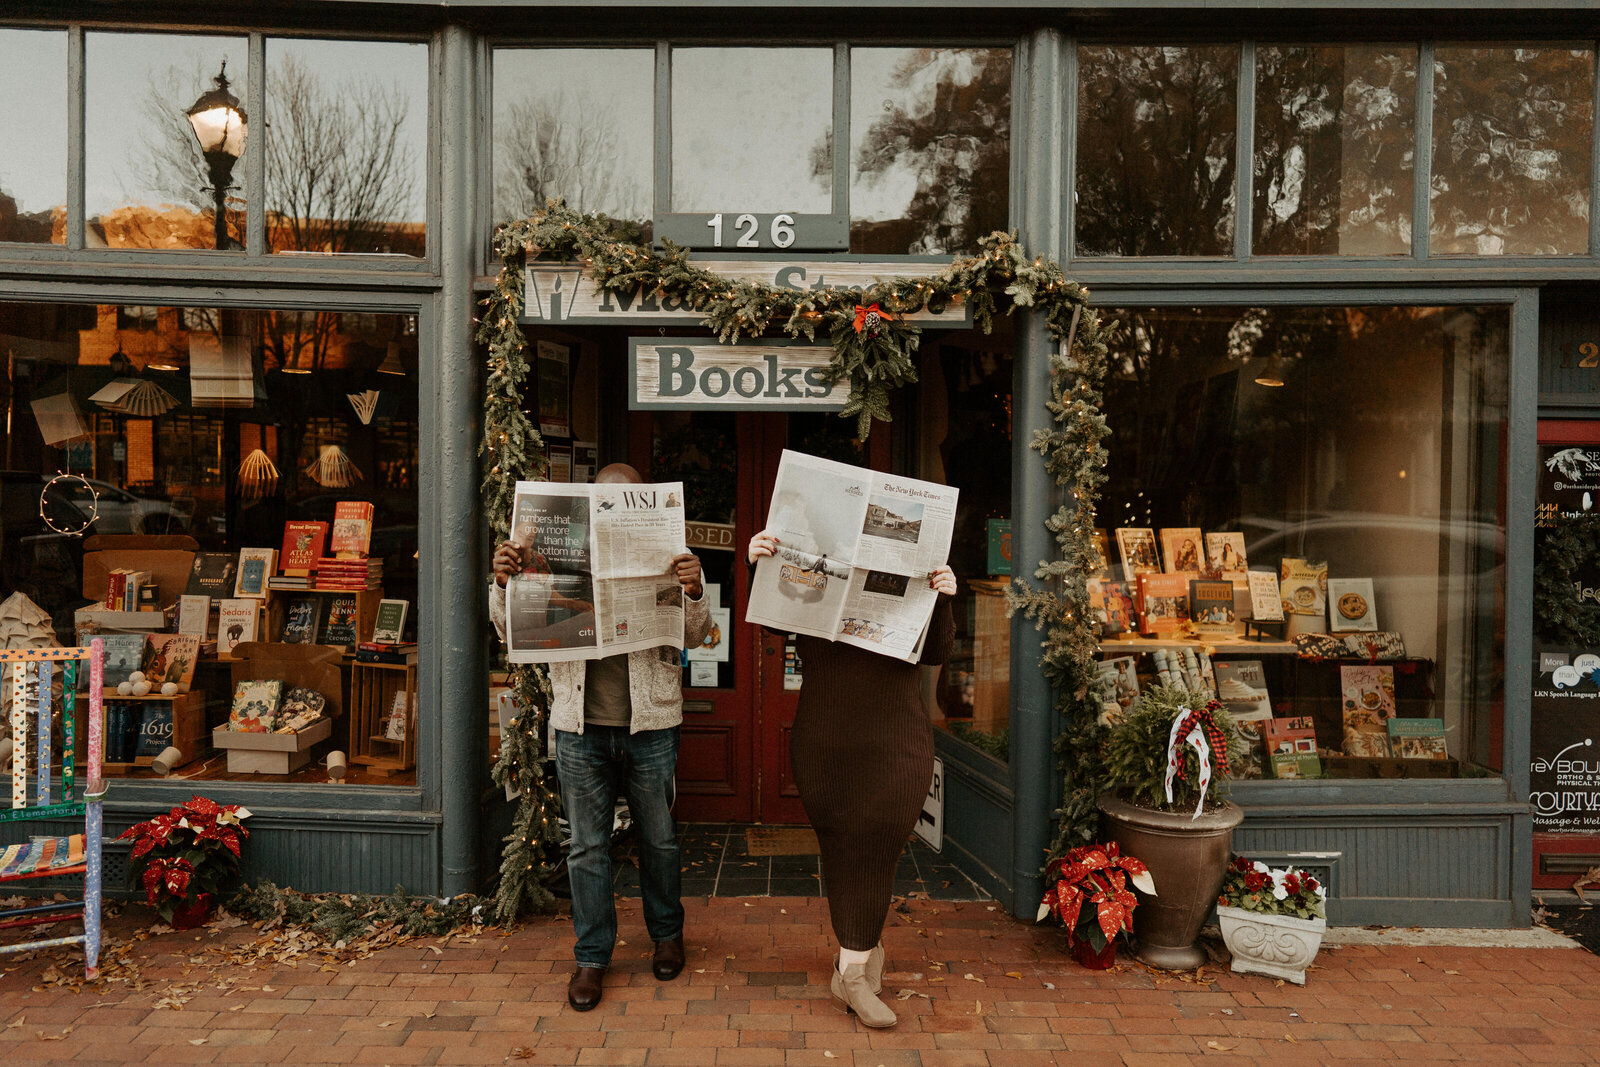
[1218,856,1327,921]
[118,796,251,928]
[1036,841,1156,952]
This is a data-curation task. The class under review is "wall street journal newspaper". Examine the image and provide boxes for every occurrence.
[505,480,690,662]
[746,450,958,662]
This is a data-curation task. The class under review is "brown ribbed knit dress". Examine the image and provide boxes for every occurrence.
[790,598,955,951]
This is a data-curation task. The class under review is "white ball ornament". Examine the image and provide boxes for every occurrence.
[129,671,145,684]
[131,680,152,697]
[117,681,133,696]
[161,682,179,697]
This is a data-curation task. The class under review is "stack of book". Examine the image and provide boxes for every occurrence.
[313,557,383,590]
[268,574,311,591]
[104,569,156,611]
[356,641,418,665]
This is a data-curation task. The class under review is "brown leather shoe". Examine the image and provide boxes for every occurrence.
[652,935,685,981]
[567,966,604,1011]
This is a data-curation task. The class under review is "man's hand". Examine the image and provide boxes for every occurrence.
[493,540,529,588]
[670,552,704,600]
[928,564,957,597]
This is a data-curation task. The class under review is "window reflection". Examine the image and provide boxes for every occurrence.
[849,48,1011,255]
[1076,45,1239,257]
[493,49,654,235]
[672,48,832,214]
[86,33,248,251]
[1254,46,1415,256]
[267,39,428,256]
[1097,305,1507,776]
[1431,45,1594,255]
[0,28,67,245]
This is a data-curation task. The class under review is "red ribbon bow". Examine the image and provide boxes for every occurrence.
[852,303,892,334]
[1170,699,1230,782]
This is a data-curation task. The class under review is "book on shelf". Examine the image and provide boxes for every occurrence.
[1279,557,1328,626]
[135,703,175,758]
[280,597,322,645]
[371,599,409,644]
[1159,527,1205,573]
[1339,664,1397,757]
[106,569,154,612]
[280,521,330,576]
[383,691,409,742]
[1089,529,1113,581]
[98,634,149,687]
[1136,571,1194,635]
[185,552,238,597]
[1205,532,1249,588]
[228,679,284,733]
[1115,527,1160,583]
[1262,715,1321,778]
[1387,717,1448,760]
[234,548,277,598]
[321,596,360,651]
[142,633,200,688]
[218,599,259,657]
[1246,569,1285,622]
[330,501,375,557]
[176,594,211,637]
[356,641,418,664]
[1188,578,1237,637]
[1327,577,1378,633]
[267,575,310,590]
[1213,659,1272,780]
[1089,579,1134,636]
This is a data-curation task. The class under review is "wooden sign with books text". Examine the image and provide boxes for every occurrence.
[630,338,847,411]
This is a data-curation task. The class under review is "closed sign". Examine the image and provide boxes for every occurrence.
[630,338,847,411]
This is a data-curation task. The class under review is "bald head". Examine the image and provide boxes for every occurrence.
[595,463,644,485]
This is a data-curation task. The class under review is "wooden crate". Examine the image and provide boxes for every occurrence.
[349,656,417,776]
[92,690,208,775]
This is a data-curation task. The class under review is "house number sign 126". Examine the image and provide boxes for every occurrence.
[653,211,849,251]
[707,213,796,249]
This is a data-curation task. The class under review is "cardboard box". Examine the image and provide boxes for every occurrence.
[81,534,199,610]
[212,718,332,774]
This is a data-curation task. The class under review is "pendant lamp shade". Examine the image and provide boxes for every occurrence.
[237,448,280,500]
[305,444,363,488]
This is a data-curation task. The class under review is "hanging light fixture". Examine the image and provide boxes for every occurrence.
[1254,354,1285,387]
[237,448,280,500]
[376,341,406,376]
[305,444,362,488]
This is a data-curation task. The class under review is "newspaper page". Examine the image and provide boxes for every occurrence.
[505,480,688,663]
[746,450,958,662]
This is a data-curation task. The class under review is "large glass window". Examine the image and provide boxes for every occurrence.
[1094,304,1507,780]
[0,28,67,245]
[265,39,428,257]
[1431,45,1594,255]
[86,32,249,251]
[492,49,654,235]
[671,48,833,214]
[1076,45,1239,257]
[1253,45,1416,256]
[849,48,1011,255]
[0,299,421,786]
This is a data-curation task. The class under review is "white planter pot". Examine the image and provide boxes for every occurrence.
[1216,905,1327,985]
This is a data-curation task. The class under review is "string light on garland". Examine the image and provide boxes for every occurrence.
[38,473,98,536]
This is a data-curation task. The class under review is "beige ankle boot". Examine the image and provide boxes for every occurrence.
[831,961,896,1028]
[866,942,884,993]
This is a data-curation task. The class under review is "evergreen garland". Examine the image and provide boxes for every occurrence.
[480,200,1109,903]
[1535,513,1600,647]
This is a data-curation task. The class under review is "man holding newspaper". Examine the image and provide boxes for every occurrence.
[491,463,709,1012]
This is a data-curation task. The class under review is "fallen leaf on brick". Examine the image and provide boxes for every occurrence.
[824,1052,836,1059]
[1005,971,1023,979]
[5,1016,23,1029]
[188,1039,207,1046]
[37,1032,64,1041]
[1043,982,1055,990]
[508,1047,536,1060]
[262,984,276,991]
[1221,1009,1234,1015]
[895,989,929,1001]
[971,1000,982,1014]
[1445,970,1460,975]
[1284,1033,1297,1043]
[230,1004,245,1012]
[379,1021,394,1028]
[1206,1040,1237,1052]
[963,973,984,983]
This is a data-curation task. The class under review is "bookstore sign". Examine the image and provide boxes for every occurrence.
[629,338,847,411]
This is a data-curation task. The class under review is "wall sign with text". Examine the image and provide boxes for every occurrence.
[653,212,849,251]
[629,338,846,411]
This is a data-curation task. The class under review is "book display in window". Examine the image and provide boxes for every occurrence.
[321,596,360,652]
[1247,570,1285,622]
[312,557,382,590]
[371,599,408,645]
[227,679,283,733]
[1262,716,1321,779]
[279,521,329,577]
[1339,664,1396,756]
[1089,580,1134,636]
[1089,529,1113,580]
[1279,558,1327,633]
[1159,527,1205,573]
[141,634,199,691]
[1188,578,1237,638]
[176,594,211,637]
[351,654,418,776]
[185,552,237,597]
[1205,532,1249,587]
[218,599,259,657]
[1326,578,1377,632]
[1097,655,1140,723]
[98,634,149,688]
[1213,659,1272,780]
[1136,571,1193,635]
[1387,717,1447,760]
[329,501,375,557]
[1116,527,1160,582]
[234,548,276,598]
[280,597,322,645]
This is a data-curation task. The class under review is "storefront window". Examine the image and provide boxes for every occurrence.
[1093,304,1507,781]
[266,39,429,257]
[1253,45,1415,256]
[849,48,1011,255]
[1076,45,1239,257]
[671,48,833,214]
[922,342,1014,761]
[1431,45,1593,255]
[86,33,249,251]
[0,299,421,786]
[492,48,654,235]
[0,28,67,245]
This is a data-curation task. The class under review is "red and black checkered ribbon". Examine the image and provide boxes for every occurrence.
[1171,699,1231,782]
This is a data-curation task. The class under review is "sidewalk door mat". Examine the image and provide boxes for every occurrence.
[1540,903,1600,956]
[745,827,821,856]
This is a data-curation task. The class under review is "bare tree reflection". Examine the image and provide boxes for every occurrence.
[494,95,648,225]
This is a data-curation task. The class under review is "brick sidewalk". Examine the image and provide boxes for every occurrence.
[3,895,1599,1065]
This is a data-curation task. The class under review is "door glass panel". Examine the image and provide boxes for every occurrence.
[493,48,654,235]
[849,47,1012,255]
[0,28,68,245]
[649,412,738,688]
[1431,44,1593,255]
[671,48,833,214]
[1253,45,1415,256]
[86,32,249,251]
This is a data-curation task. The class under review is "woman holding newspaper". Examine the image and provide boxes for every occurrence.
[747,527,956,1030]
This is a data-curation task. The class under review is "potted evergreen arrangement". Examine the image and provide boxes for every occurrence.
[1215,856,1328,984]
[1098,684,1241,970]
[1036,840,1155,969]
[119,795,251,929]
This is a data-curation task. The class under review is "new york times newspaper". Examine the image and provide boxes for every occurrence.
[505,480,689,662]
[747,450,958,662]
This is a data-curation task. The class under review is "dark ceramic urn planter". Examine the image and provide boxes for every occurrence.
[1098,791,1242,971]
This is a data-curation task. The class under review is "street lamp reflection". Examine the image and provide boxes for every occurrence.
[185,60,248,250]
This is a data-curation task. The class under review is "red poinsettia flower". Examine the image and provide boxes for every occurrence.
[142,856,195,905]
[184,795,223,817]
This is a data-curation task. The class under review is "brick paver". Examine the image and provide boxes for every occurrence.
[3,896,1599,1065]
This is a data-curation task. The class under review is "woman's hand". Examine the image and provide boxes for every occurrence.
[747,530,780,565]
[493,540,529,587]
[928,564,957,597]
[670,552,704,599]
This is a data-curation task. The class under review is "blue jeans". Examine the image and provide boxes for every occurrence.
[554,725,683,969]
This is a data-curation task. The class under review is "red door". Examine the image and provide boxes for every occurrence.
[634,410,885,823]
